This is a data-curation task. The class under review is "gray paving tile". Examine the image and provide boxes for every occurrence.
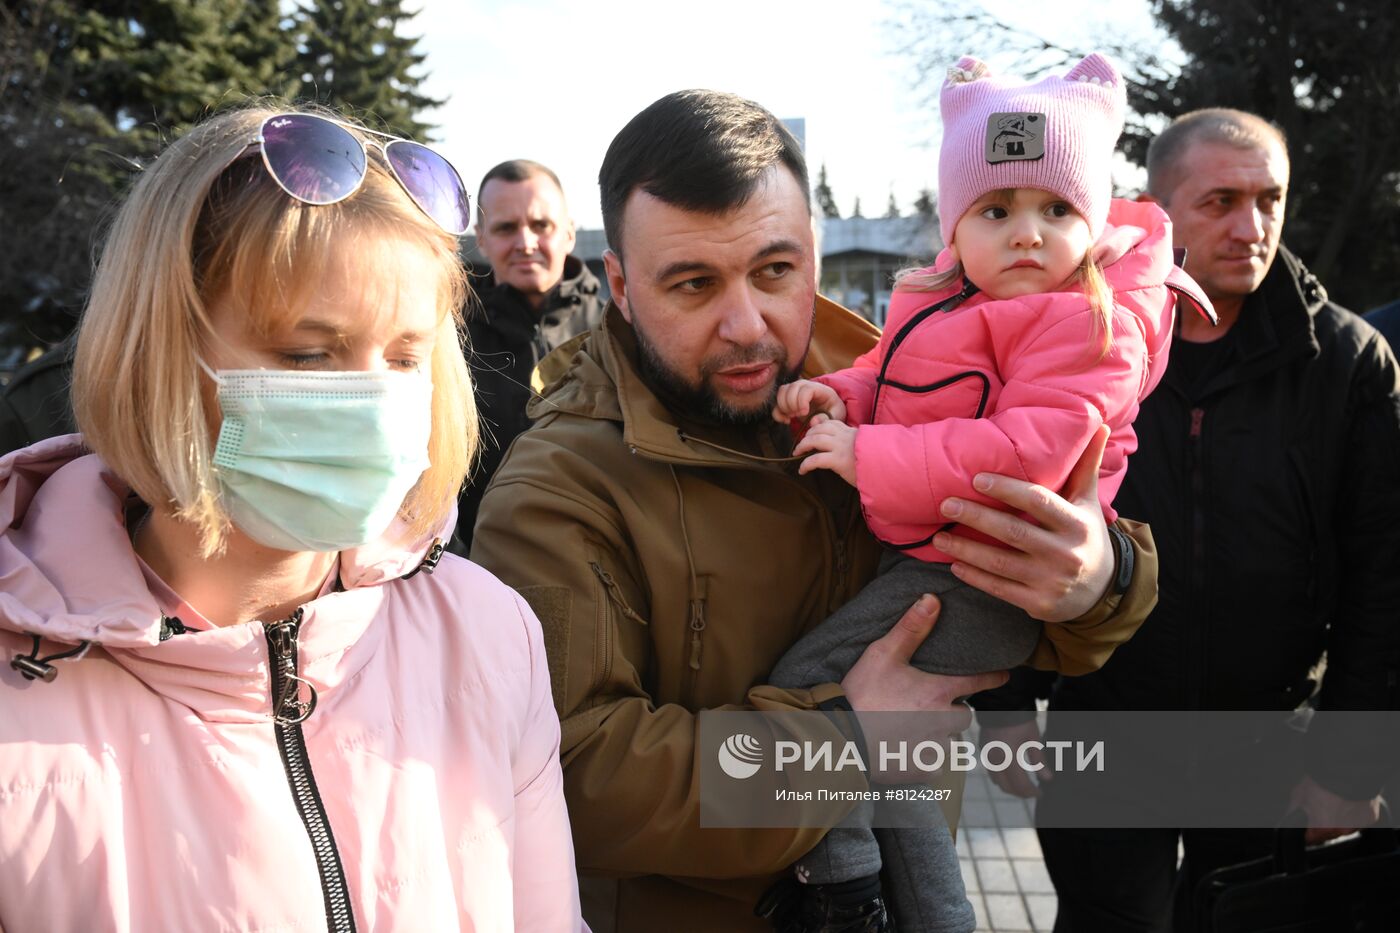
[963,799,997,827]
[960,857,979,893]
[1012,858,1055,894]
[994,799,1033,827]
[1026,893,1057,932]
[964,771,993,800]
[967,827,1007,858]
[975,857,1018,893]
[1001,827,1042,859]
[971,894,990,931]
[985,893,1032,930]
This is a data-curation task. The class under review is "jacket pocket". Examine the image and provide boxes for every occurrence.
[589,561,647,697]
[875,368,991,423]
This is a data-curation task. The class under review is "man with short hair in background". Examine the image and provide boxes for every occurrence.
[978,107,1400,932]
[454,159,604,552]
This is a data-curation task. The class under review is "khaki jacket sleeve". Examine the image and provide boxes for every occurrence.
[471,450,857,881]
[1026,518,1159,676]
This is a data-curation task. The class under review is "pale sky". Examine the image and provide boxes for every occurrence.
[408,0,1173,232]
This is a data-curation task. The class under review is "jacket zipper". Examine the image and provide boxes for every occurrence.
[670,431,853,616]
[871,278,979,416]
[265,608,357,933]
[1186,407,1207,709]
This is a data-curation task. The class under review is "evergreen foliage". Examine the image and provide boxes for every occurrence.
[813,162,841,219]
[295,0,441,137]
[890,0,1400,311]
[0,0,442,367]
[913,187,936,220]
[1125,0,1400,309]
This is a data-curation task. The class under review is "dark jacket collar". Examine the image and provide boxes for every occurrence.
[469,255,600,334]
[1169,245,1324,399]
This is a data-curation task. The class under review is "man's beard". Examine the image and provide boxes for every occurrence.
[632,316,804,427]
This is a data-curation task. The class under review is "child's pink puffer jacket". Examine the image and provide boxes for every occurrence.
[818,199,1211,562]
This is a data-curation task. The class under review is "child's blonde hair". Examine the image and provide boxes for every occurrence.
[72,104,476,555]
[896,232,1114,361]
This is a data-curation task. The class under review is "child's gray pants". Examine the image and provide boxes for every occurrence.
[768,551,1040,933]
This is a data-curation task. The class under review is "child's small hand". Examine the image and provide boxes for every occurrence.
[793,419,858,486]
[773,379,848,424]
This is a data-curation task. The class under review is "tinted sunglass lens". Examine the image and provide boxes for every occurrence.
[261,114,367,205]
[385,141,471,235]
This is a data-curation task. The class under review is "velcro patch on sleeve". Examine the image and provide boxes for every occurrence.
[516,584,572,712]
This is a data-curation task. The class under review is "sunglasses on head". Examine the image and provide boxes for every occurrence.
[250,112,471,236]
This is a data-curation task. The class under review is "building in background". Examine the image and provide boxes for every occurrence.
[462,215,939,330]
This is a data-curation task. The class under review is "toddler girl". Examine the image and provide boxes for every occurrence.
[762,53,1213,933]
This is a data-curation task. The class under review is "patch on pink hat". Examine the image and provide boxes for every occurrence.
[985,113,1046,163]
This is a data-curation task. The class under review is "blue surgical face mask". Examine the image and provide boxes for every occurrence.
[199,361,435,552]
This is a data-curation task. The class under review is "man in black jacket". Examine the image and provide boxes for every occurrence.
[0,334,76,455]
[977,108,1400,932]
[456,160,605,552]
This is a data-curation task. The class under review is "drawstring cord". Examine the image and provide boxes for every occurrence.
[675,430,804,464]
[399,538,445,580]
[10,635,91,683]
[9,535,445,686]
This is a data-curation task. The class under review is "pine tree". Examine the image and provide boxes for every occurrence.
[913,188,936,220]
[294,0,442,138]
[891,0,1400,311]
[851,197,864,219]
[1125,0,1400,309]
[813,163,841,219]
[0,0,285,357]
[884,190,901,219]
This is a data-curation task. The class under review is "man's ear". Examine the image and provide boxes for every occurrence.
[562,216,577,255]
[603,249,630,322]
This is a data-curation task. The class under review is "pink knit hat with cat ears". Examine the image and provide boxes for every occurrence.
[938,53,1127,246]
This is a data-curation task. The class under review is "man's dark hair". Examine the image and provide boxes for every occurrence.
[598,90,809,256]
[477,159,565,218]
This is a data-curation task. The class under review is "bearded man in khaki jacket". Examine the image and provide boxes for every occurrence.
[472,90,1160,933]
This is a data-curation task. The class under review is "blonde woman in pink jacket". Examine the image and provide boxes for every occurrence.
[762,56,1215,932]
[0,106,585,932]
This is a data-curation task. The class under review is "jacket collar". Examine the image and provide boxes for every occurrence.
[471,255,600,334]
[0,435,447,722]
[1168,245,1323,399]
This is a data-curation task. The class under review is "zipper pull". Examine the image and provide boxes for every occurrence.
[590,562,648,626]
[942,277,980,311]
[1189,407,1205,438]
[688,600,707,671]
[159,615,189,641]
[267,608,317,724]
[400,538,444,579]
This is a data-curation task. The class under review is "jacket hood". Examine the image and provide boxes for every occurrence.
[0,434,450,654]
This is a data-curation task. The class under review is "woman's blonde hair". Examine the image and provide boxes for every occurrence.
[897,197,1115,362]
[72,104,476,555]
